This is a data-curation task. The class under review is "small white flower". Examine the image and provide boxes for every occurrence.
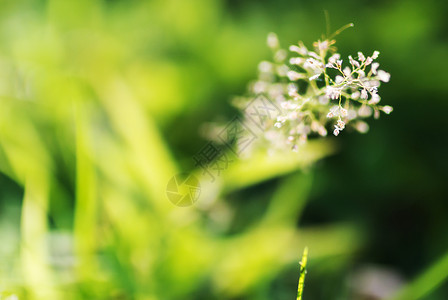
[327,54,342,68]
[288,83,298,96]
[357,69,366,78]
[274,122,283,128]
[267,33,279,48]
[309,73,321,81]
[365,80,380,89]
[369,93,381,104]
[326,86,341,100]
[318,95,329,105]
[289,45,301,53]
[274,49,287,62]
[277,116,287,122]
[328,106,339,116]
[258,61,273,73]
[358,52,365,62]
[365,57,373,65]
[358,105,373,117]
[305,58,323,69]
[308,51,320,60]
[377,70,391,82]
[371,62,380,75]
[335,75,344,84]
[333,126,340,136]
[337,119,345,129]
[360,89,368,99]
[328,53,341,64]
[340,107,348,117]
[374,109,380,119]
[348,109,357,120]
[318,126,327,136]
[372,50,380,59]
[355,121,369,133]
[317,40,329,51]
[311,121,320,132]
[253,81,268,94]
[287,135,295,143]
[289,57,304,65]
[382,105,393,114]
[349,55,360,68]
[343,67,351,77]
[287,70,304,81]
[299,134,307,144]
[351,91,361,99]
[327,111,334,118]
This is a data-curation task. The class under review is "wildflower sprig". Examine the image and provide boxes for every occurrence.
[234,24,392,152]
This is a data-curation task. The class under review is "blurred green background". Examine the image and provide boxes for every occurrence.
[0,0,447,299]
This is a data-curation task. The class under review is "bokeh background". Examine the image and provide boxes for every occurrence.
[0,0,447,299]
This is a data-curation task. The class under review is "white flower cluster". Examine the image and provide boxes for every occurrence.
[234,26,393,152]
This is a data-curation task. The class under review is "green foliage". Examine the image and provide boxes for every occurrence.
[0,0,447,299]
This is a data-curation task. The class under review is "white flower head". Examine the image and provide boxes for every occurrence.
[233,29,392,151]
